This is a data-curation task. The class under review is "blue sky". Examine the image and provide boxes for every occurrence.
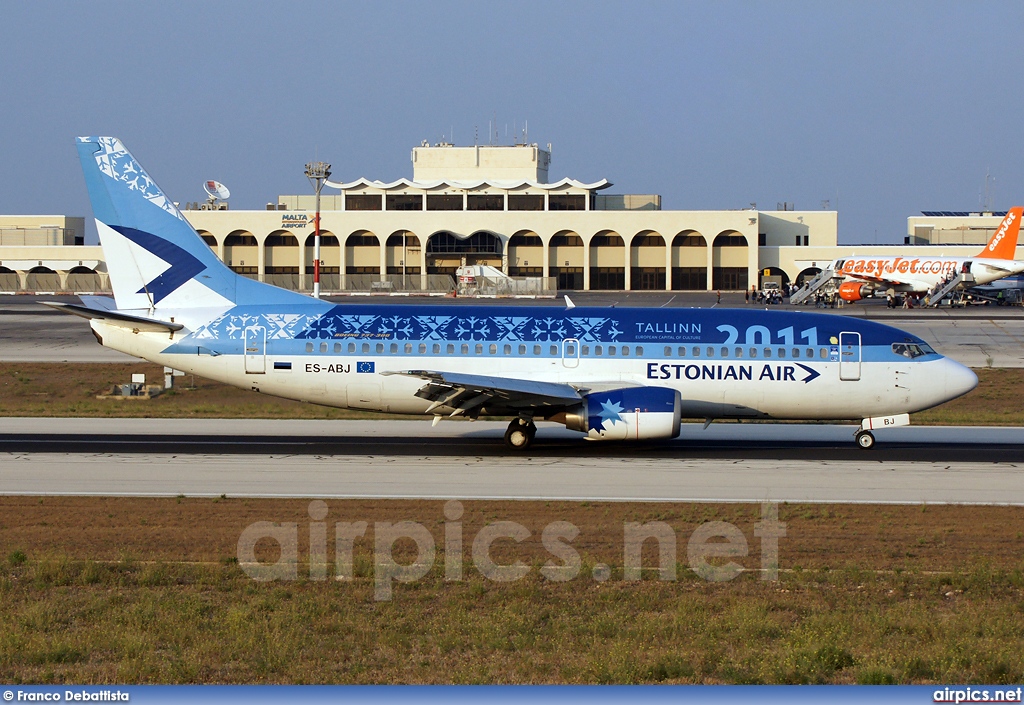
[2,1,1022,244]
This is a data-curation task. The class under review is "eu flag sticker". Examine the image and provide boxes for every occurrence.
[357,361,375,374]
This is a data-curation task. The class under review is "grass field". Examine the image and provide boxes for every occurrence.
[1,362,1023,424]
[1,498,1022,684]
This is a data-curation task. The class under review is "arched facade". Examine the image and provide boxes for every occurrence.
[508,230,543,277]
[630,231,666,291]
[345,231,381,290]
[0,266,19,292]
[26,266,60,292]
[224,230,258,279]
[712,230,749,291]
[385,231,422,290]
[65,265,101,292]
[425,230,502,277]
[549,230,584,290]
[588,230,625,290]
[671,231,708,290]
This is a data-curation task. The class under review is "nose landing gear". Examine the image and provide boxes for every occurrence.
[504,417,537,450]
[855,430,876,450]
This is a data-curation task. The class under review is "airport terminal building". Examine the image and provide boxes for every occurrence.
[0,143,1019,294]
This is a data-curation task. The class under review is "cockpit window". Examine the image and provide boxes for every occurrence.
[892,342,933,359]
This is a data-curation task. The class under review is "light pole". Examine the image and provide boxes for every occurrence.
[304,160,331,298]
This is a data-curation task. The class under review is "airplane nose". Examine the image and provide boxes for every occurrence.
[943,358,978,401]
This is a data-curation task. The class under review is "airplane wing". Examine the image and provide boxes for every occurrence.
[41,301,184,333]
[382,369,585,417]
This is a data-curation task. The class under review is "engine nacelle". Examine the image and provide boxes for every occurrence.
[565,387,681,441]
[838,281,876,301]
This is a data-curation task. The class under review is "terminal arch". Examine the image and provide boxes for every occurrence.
[796,267,822,286]
[26,266,60,292]
[66,265,101,292]
[0,266,19,292]
[345,231,381,289]
[630,231,666,290]
[264,230,299,289]
[386,231,422,290]
[588,230,625,290]
[549,229,584,290]
[671,230,708,290]
[712,230,749,290]
[425,230,502,276]
[508,230,543,277]
[224,230,258,277]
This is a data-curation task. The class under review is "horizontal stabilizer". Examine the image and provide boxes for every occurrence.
[41,301,183,333]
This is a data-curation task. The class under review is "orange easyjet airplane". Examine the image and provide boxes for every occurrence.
[829,207,1024,301]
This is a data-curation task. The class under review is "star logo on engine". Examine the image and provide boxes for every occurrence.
[597,399,625,429]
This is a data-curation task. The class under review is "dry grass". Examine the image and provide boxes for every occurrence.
[1,498,1022,684]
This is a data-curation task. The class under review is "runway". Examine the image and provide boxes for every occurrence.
[2,419,1022,504]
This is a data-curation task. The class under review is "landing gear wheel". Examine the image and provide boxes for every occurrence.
[504,418,536,450]
[855,430,876,450]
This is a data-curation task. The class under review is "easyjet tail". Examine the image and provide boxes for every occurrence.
[978,207,1023,261]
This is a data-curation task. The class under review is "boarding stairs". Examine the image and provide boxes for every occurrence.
[928,272,975,307]
[790,268,838,305]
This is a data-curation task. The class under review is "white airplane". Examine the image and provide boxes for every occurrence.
[832,207,1024,301]
[49,137,978,451]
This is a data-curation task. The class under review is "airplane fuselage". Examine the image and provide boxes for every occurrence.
[831,255,1024,293]
[90,303,975,424]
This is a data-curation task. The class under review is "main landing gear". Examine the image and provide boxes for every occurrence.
[504,417,537,450]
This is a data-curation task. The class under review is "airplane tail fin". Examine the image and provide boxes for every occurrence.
[76,136,307,311]
[977,206,1023,261]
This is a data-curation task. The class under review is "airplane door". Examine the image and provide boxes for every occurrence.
[562,338,580,368]
[244,326,266,374]
[839,331,861,381]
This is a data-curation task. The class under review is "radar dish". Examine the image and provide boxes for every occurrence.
[203,180,230,201]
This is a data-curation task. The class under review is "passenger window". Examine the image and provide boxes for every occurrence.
[636,346,644,356]
[735,347,743,358]
[792,348,799,358]
[362,343,370,354]
[489,344,497,355]
[405,343,413,354]
[348,343,356,353]
[806,348,814,358]
[582,345,590,355]
[419,343,427,354]
[376,343,384,353]
[305,342,313,353]
[622,346,630,356]
[664,346,672,357]
[706,347,714,357]
[777,348,785,359]
[721,347,729,357]
[390,343,398,353]
[595,345,603,356]
[447,344,454,354]
[519,344,526,355]
[692,347,700,357]
[462,344,469,355]
[566,343,576,355]
[504,344,511,355]
[550,345,558,355]
[819,348,828,359]
[764,348,771,358]
[749,348,757,358]
[333,343,342,353]
[320,342,328,353]
[678,347,687,357]
[475,344,483,355]
[433,343,440,354]
[534,345,541,355]
[609,346,617,356]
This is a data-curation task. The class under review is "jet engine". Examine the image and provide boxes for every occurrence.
[564,387,682,441]
[838,281,876,302]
